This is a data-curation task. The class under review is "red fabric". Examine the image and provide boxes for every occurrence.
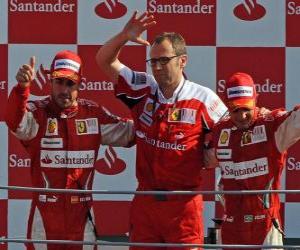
[129,195,204,250]
[50,50,83,84]
[5,85,127,250]
[225,72,257,110]
[212,109,290,246]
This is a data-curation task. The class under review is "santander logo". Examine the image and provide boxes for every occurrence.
[41,155,52,164]
[95,146,126,175]
[95,0,127,19]
[233,0,266,21]
[31,64,51,96]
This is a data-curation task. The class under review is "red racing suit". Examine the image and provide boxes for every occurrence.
[5,84,134,250]
[116,65,227,249]
[212,108,300,249]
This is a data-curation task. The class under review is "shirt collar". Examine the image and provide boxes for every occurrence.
[157,77,185,104]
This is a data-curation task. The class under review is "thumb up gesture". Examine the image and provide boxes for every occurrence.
[16,56,36,88]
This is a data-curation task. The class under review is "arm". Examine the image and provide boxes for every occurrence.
[5,57,39,140]
[96,11,156,83]
[274,107,300,152]
[99,107,135,147]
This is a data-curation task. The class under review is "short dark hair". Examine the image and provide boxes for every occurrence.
[152,32,187,56]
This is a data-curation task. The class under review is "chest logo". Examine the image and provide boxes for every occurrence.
[46,118,58,136]
[75,118,99,135]
[218,129,231,147]
[168,108,196,124]
[241,125,267,146]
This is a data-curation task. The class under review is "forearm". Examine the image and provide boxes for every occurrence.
[96,31,129,83]
[5,84,30,132]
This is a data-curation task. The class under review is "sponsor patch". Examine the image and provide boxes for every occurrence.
[54,59,80,73]
[220,157,269,180]
[241,125,267,146]
[227,86,253,98]
[244,215,254,223]
[255,214,266,220]
[75,118,99,135]
[218,129,231,147]
[143,97,159,117]
[139,112,153,127]
[39,195,58,203]
[216,149,232,159]
[41,138,63,148]
[70,196,91,203]
[132,72,147,85]
[46,118,58,136]
[40,150,95,168]
[168,108,196,124]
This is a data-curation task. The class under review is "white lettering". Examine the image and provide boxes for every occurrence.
[218,78,283,93]
[255,79,283,93]
[9,154,31,167]
[220,157,269,179]
[287,157,300,171]
[217,79,226,93]
[287,1,300,15]
[148,0,214,14]
[80,79,114,91]
[0,81,5,90]
[138,131,187,151]
[9,0,75,13]
[40,150,95,168]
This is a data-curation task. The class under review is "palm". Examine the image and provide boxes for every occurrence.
[123,11,156,45]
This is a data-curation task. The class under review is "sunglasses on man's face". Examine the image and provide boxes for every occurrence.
[146,55,181,67]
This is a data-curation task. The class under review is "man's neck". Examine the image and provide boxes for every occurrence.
[160,77,183,99]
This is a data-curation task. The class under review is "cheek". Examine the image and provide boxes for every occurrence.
[71,90,78,99]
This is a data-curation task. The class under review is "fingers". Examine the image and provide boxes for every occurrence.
[135,37,150,46]
[16,57,36,85]
[30,56,35,69]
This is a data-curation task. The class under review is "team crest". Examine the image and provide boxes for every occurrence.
[75,118,99,135]
[218,129,231,147]
[46,118,58,136]
[169,108,181,121]
[168,108,196,124]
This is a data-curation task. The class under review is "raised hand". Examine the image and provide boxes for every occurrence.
[122,11,156,46]
[16,56,36,87]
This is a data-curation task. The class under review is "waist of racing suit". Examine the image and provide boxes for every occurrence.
[146,188,200,201]
[224,213,269,223]
[35,193,92,204]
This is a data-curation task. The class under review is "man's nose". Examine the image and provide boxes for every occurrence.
[240,111,248,119]
[60,84,70,93]
[152,62,163,70]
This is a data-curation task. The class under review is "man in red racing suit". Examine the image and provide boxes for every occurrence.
[206,72,300,249]
[96,11,228,249]
[5,50,134,250]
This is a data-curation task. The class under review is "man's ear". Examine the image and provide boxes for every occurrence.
[180,55,187,68]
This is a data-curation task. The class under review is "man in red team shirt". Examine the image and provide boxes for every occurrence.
[206,72,300,249]
[96,11,227,249]
[5,50,134,250]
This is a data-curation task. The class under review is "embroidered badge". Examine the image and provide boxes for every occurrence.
[218,129,231,147]
[75,118,99,135]
[46,118,58,136]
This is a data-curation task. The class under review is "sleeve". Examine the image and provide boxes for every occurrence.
[274,106,300,153]
[115,64,156,109]
[99,106,135,147]
[201,88,228,130]
[5,84,39,141]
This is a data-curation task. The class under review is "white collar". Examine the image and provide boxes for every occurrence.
[157,77,185,104]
